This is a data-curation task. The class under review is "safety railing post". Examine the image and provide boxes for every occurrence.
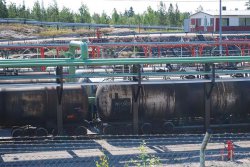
[200,129,212,167]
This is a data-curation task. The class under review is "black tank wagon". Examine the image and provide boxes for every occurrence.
[0,86,89,136]
[96,82,250,134]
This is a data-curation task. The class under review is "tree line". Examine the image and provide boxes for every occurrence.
[0,0,190,26]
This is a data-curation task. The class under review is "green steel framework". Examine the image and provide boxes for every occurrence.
[0,41,250,68]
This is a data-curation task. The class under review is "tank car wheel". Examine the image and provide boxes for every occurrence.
[141,123,152,134]
[11,127,19,135]
[36,128,48,137]
[23,127,36,136]
[52,128,59,136]
[163,122,174,133]
[74,126,87,136]
[103,125,114,135]
[124,124,133,134]
[12,128,24,137]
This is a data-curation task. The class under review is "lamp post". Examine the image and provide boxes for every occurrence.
[219,0,222,56]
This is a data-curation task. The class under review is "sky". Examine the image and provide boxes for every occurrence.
[6,0,248,16]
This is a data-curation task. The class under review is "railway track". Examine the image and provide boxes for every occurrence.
[0,133,250,166]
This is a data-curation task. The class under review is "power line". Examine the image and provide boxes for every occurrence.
[103,0,247,1]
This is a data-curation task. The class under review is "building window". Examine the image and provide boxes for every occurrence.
[191,19,196,25]
[196,18,201,26]
[246,18,250,26]
[239,18,245,26]
[204,17,207,26]
[210,18,214,26]
[222,18,229,26]
[239,18,250,26]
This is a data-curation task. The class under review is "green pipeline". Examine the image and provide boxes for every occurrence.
[0,56,250,68]
[0,41,250,67]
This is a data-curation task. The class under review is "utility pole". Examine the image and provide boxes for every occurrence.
[219,0,222,56]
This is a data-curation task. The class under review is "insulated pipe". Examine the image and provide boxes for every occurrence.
[200,130,212,167]
[67,41,88,81]
[0,56,250,68]
[1,41,250,68]
[1,41,250,49]
[69,41,88,60]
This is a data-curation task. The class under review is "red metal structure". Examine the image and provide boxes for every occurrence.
[1,40,250,60]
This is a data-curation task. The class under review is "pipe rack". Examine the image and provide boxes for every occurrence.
[1,41,250,135]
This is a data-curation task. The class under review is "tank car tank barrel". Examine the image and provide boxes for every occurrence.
[96,82,250,133]
[0,85,88,131]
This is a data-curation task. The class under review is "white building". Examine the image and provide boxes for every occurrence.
[189,9,250,32]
